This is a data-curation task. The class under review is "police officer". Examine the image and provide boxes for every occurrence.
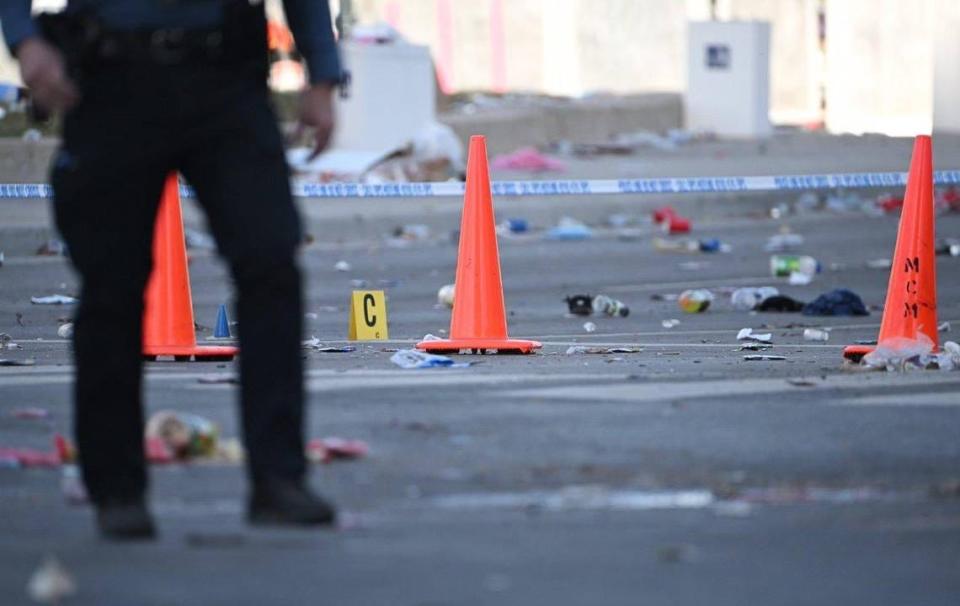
[0,0,341,540]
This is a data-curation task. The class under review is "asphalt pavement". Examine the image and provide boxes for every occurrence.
[0,133,958,605]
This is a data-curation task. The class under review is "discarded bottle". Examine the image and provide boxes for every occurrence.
[803,328,829,341]
[730,287,779,311]
[145,411,219,459]
[678,289,713,313]
[437,284,455,308]
[592,295,630,317]
[770,255,820,279]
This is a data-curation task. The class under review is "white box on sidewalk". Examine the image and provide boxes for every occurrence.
[686,21,772,138]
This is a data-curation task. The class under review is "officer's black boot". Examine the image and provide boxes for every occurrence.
[248,478,337,527]
[96,498,157,541]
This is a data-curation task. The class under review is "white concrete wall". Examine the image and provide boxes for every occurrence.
[933,0,960,133]
[824,0,934,136]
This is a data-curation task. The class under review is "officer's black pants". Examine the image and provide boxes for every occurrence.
[52,59,306,503]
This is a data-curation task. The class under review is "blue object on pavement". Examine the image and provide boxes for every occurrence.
[214,304,231,338]
[802,289,869,316]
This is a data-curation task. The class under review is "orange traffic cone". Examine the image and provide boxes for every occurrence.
[843,135,938,361]
[417,136,541,354]
[143,173,237,361]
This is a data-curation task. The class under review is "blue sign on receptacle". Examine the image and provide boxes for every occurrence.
[706,44,730,69]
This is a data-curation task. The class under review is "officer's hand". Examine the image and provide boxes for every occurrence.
[297,83,336,160]
[17,37,79,113]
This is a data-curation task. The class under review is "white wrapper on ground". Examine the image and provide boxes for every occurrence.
[862,335,936,370]
[437,284,455,308]
[27,557,77,604]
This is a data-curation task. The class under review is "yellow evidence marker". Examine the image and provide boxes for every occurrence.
[348,290,389,340]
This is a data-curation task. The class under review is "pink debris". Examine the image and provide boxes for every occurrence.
[490,147,566,173]
[10,407,51,420]
[306,437,369,464]
[145,437,177,465]
[0,446,61,468]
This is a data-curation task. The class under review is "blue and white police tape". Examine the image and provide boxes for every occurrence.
[1,170,959,200]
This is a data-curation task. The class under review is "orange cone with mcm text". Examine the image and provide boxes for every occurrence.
[843,135,938,361]
[417,136,541,354]
[143,173,237,361]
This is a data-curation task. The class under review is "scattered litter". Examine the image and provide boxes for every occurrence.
[420,333,443,342]
[803,328,830,341]
[145,411,218,460]
[787,378,819,387]
[0,333,20,350]
[737,328,773,344]
[10,407,51,420]
[302,337,356,353]
[500,218,529,234]
[607,214,630,228]
[197,375,239,385]
[678,289,713,313]
[739,342,772,351]
[390,349,470,369]
[437,284,455,308]
[651,206,692,234]
[743,354,786,361]
[26,556,76,604]
[755,294,806,313]
[865,258,892,269]
[545,217,592,240]
[939,321,951,333]
[566,346,642,355]
[334,260,352,272]
[770,254,819,280]
[432,487,714,512]
[802,289,869,316]
[876,193,904,213]
[652,206,676,223]
[565,294,593,316]
[582,321,597,333]
[35,239,67,256]
[862,335,935,371]
[866,339,960,372]
[661,215,690,234]
[393,224,431,241]
[934,239,960,257]
[216,437,245,463]
[592,294,630,317]
[0,251,4,267]
[490,146,566,173]
[788,271,814,286]
[184,228,216,251]
[31,295,77,305]
[306,437,369,464]
[0,445,60,467]
[653,237,729,254]
[60,464,88,505]
[730,287,780,311]
[764,232,805,252]
[0,358,35,366]
[56,322,73,339]
[661,319,680,329]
